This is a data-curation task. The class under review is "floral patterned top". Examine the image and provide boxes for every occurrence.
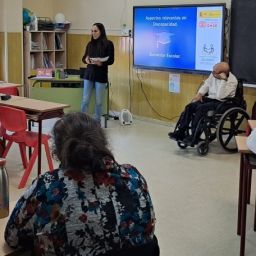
[5,159,156,256]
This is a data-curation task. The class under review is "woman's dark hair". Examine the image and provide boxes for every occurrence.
[91,22,107,41]
[87,23,108,57]
[52,112,114,173]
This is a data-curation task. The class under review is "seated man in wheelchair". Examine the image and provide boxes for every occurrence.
[168,61,238,145]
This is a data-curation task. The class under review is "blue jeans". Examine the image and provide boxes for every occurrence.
[81,79,106,122]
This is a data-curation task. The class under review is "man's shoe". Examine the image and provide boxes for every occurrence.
[168,130,185,141]
[183,135,194,145]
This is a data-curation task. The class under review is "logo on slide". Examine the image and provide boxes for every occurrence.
[156,32,174,48]
[202,44,214,55]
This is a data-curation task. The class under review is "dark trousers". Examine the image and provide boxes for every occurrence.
[103,235,160,256]
[179,97,221,135]
[27,236,160,256]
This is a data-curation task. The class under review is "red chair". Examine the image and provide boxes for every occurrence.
[0,106,53,188]
[0,86,19,96]
[0,124,5,157]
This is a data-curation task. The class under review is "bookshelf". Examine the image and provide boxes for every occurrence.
[23,30,66,96]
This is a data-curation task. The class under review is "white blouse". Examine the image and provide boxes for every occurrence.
[247,128,256,154]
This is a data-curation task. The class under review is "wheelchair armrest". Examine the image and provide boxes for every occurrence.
[215,97,240,113]
[215,97,234,113]
[221,96,239,104]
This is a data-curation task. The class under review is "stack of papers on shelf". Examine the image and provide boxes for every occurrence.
[31,41,40,50]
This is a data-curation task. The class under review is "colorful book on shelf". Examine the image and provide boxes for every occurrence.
[36,68,53,78]
[43,54,53,68]
[55,34,63,49]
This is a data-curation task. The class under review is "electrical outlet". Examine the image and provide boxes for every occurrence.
[121,24,130,36]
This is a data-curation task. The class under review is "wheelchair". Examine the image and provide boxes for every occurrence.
[171,80,250,156]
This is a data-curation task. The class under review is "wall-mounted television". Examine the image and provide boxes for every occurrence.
[133,4,226,74]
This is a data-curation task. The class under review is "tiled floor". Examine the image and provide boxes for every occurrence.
[2,118,256,255]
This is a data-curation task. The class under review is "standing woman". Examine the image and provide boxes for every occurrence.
[81,23,114,123]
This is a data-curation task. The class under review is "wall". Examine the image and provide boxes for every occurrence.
[63,0,234,122]
[22,0,256,121]
[0,33,5,81]
[23,0,54,19]
[52,0,127,35]
[0,0,22,83]
[0,0,5,32]
[53,0,231,35]
[0,0,5,80]
[67,33,208,121]
[4,0,22,32]
[5,0,23,84]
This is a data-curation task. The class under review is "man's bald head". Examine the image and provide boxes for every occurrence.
[213,62,230,75]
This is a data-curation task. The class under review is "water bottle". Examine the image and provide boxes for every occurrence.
[34,16,38,31]
[54,69,60,79]
[60,69,65,79]
[0,158,9,219]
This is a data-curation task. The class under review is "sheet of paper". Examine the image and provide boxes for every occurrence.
[169,74,180,93]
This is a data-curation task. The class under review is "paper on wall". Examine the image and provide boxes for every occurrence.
[169,73,180,93]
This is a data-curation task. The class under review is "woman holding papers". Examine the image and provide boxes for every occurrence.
[81,23,114,124]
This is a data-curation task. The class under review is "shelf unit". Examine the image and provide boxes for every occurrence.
[23,30,66,96]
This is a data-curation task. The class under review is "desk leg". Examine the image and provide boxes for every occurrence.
[104,115,107,128]
[38,120,42,176]
[104,83,109,128]
[237,153,244,235]
[28,120,32,158]
[0,139,4,157]
[254,197,256,231]
[240,154,248,256]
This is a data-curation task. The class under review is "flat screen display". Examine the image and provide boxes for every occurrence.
[133,4,226,74]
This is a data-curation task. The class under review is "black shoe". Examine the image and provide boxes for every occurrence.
[183,135,194,145]
[168,130,185,141]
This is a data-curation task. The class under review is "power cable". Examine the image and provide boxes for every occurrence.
[135,69,179,122]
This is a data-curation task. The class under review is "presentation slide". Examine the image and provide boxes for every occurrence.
[195,6,224,71]
[133,5,225,73]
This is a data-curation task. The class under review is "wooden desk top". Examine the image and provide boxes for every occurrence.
[30,77,83,83]
[248,120,256,129]
[0,82,22,88]
[235,136,252,153]
[0,95,69,113]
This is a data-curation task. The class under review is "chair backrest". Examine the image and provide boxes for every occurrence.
[0,87,19,96]
[0,106,27,132]
[251,101,256,119]
[235,79,245,104]
[0,122,5,136]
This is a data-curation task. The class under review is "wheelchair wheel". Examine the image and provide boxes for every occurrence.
[217,107,249,152]
[197,141,209,156]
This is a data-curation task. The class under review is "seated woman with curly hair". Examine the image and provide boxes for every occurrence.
[5,112,159,256]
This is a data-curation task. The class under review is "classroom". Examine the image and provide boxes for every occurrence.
[0,0,256,255]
